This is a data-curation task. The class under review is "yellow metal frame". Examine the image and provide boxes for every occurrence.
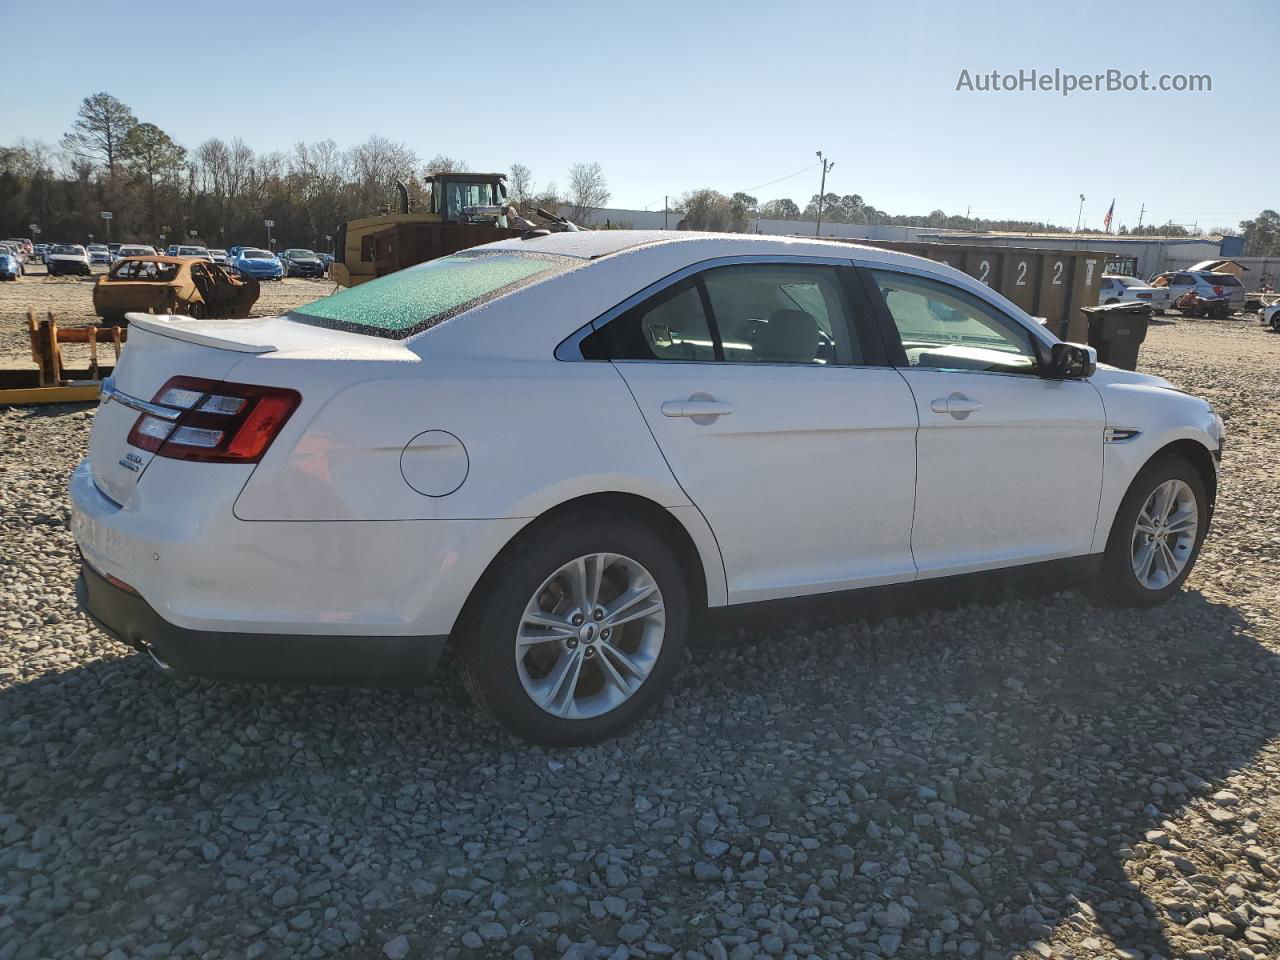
[0,310,125,406]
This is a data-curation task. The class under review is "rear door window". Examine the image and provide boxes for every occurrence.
[581,262,866,366]
[701,263,861,365]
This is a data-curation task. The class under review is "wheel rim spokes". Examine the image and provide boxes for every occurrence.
[516,552,666,719]
[1130,479,1198,590]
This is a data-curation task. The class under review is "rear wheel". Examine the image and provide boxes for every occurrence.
[1090,454,1208,607]
[457,511,689,745]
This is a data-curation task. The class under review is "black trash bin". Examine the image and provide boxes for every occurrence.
[1081,301,1151,371]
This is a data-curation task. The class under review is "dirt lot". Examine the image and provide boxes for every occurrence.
[0,262,334,366]
[0,276,1278,960]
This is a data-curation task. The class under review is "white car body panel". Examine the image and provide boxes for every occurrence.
[1086,366,1220,556]
[69,232,1221,655]
[614,360,919,603]
[71,458,525,636]
[899,369,1105,576]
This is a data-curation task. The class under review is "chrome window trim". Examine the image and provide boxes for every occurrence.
[555,255,864,362]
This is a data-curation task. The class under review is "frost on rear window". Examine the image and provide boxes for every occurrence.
[289,251,573,338]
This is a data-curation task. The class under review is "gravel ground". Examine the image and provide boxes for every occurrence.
[1,311,1279,960]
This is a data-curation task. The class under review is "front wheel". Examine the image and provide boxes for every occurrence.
[457,512,689,745]
[1270,314,1280,332]
[1090,454,1208,607]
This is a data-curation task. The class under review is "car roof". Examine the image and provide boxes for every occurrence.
[430,230,1056,360]
[485,229,924,262]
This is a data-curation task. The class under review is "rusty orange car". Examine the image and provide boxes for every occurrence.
[92,257,261,325]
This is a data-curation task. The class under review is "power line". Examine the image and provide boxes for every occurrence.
[735,161,822,197]
[640,160,822,213]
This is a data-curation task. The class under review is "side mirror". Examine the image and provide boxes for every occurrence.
[1038,341,1097,379]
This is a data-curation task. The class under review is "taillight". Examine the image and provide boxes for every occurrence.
[1213,286,1224,296]
[126,376,301,464]
[1137,292,1151,299]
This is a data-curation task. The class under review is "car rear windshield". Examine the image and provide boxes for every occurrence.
[1203,273,1241,286]
[290,251,575,339]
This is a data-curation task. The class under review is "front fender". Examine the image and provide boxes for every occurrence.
[1090,379,1219,554]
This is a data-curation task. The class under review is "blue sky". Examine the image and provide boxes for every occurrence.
[4,0,1275,231]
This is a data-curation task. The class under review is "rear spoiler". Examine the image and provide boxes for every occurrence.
[126,313,278,354]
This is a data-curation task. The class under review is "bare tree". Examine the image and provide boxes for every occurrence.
[62,93,137,175]
[425,153,469,176]
[351,136,419,212]
[566,162,609,224]
[508,163,533,207]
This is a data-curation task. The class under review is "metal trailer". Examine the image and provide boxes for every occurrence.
[819,238,1108,343]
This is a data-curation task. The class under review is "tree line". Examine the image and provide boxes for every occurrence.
[667,188,1271,247]
[3,92,1275,256]
[0,93,609,250]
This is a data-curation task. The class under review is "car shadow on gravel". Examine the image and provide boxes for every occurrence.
[2,584,1276,959]
[693,585,1279,958]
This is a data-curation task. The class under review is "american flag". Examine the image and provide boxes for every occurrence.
[1102,199,1115,232]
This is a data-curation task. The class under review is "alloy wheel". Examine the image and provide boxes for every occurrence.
[1131,478,1198,590]
[514,553,666,719]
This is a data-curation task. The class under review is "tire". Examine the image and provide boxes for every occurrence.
[1089,453,1209,607]
[456,510,690,746]
[1104,298,1119,305]
[1270,315,1280,333]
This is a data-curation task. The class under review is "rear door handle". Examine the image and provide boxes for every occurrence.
[930,392,982,420]
[661,394,735,422]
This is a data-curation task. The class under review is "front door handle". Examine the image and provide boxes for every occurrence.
[930,392,982,420]
[661,393,735,423]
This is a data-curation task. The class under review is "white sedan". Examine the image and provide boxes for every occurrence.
[1098,274,1171,311]
[71,232,1224,744]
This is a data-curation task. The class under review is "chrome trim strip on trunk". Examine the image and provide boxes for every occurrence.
[99,377,182,421]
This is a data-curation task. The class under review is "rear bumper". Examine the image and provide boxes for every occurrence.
[77,560,447,687]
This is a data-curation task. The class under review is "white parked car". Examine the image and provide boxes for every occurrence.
[46,243,92,277]
[86,243,112,265]
[113,244,158,262]
[208,249,229,265]
[71,232,1224,744]
[1149,270,1246,315]
[1098,274,1171,312]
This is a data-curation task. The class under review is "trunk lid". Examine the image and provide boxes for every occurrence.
[88,312,414,506]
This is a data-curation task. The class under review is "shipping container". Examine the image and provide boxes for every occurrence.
[818,238,1108,342]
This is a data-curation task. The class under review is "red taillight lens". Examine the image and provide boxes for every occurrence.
[126,376,301,464]
[1213,285,1224,296]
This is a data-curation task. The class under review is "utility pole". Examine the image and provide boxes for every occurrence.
[815,151,835,237]
[1136,202,1145,231]
[1075,194,1086,233]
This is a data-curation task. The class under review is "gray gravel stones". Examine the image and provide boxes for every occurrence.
[1,314,1280,960]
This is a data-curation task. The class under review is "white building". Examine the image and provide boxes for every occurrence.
[563,207,1234,279]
